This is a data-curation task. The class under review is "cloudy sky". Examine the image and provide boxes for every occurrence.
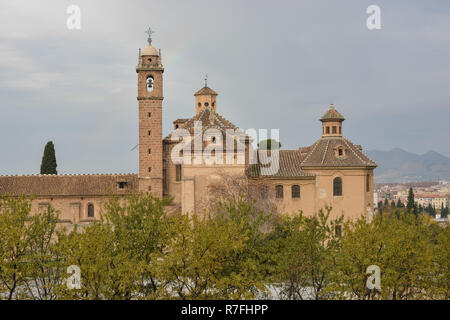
[1,0,449,175]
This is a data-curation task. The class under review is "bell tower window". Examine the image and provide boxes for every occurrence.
[146,76,154,92]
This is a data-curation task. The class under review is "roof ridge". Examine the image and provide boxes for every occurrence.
[301,140,320,164]
[321,140,330,165]
[343,138,375,165]
[0,173,138,177]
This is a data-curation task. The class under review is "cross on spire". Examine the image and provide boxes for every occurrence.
[204,74,208,87]
[145,27,155,45]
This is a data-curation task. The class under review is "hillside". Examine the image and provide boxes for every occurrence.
[366,148,450,183]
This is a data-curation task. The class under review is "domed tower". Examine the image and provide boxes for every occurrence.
[194,79,218,115]
[136,28,164,197]
[320,104,345,137]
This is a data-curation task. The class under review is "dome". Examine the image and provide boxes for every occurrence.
[141,44,159,56]
[194,86,218,96]
[320,104,345,122]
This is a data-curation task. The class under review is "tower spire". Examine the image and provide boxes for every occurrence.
[145,27,155,45]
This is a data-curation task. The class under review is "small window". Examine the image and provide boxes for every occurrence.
[332,126,337,134]
[148,112,152,118]
[148,167,152,173]
[205,102,209,107]
[212,102,215,107]
[148,148,151,154]
[176,164,182,182]
[339,126,341,134]
[117,181,128,189]
[148,186,152,191]
[276,185,284,199]
[326,126,330,134]
[338,148,343,156]
[212,137,216,143]
[148,130,151,136]
[333,177,342,196]
[292,185,300,198]
[148,58,152,62]
[366,174,370,192]
[198,102,201,107]
[87,204,94,218]
[175,124,179,129]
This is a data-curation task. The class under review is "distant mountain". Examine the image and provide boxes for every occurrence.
[366,148,450,183]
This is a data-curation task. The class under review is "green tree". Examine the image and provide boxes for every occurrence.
[406,188,416,215]
[0,195,60,300]
[257,139,281,150]
[270,207,343,300]
[56,193,173,299]
[396,199,403,208]
[328,210,436,299]
[40,141,57,175]
[152,198,269,299]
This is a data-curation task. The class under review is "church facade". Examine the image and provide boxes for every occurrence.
[0,37,377,225]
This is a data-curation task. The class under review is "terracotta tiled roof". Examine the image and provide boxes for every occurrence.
[246,150,315,179]
[320,105,345,122]
[173,118,190,123]
[0,174,138,197]
[194,86,218,96]
[165,107,243,143]
[301,137,377,167]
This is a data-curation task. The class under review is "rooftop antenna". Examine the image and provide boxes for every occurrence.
[145,27,155,45]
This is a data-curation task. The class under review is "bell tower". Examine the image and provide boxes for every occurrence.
[136,28,164,197]
[320,104,345,138]
[194,76,218,115]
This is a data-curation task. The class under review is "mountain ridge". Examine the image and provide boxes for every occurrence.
[366,148,450,183]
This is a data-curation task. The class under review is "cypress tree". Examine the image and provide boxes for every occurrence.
[427,203,433,215]
[406,187,416,215]
[40,141,58,175]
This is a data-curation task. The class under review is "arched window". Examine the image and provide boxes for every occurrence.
[292,185,300,198]
[87,204,94,218]
[146,76,154,92]
[333,177,342,196]
[205,102,209,107]
[275,185,284,199]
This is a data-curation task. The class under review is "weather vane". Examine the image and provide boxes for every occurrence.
[145,27,155,45]
[204,74,208,87]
